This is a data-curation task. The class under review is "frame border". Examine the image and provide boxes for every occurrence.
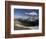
[5,1,45,38]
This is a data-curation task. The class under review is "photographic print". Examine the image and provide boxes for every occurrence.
[5,1,45,38]
[11,5,42,34]
[14,9,39,30]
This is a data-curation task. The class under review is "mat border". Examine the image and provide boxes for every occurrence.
[5,1,45,38]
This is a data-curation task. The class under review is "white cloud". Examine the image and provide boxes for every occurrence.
[25,12,28,14]
[25,12,37,16]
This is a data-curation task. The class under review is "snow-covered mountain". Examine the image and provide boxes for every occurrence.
[14,12,39,21]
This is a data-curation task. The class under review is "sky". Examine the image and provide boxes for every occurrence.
[14,9,39,18]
